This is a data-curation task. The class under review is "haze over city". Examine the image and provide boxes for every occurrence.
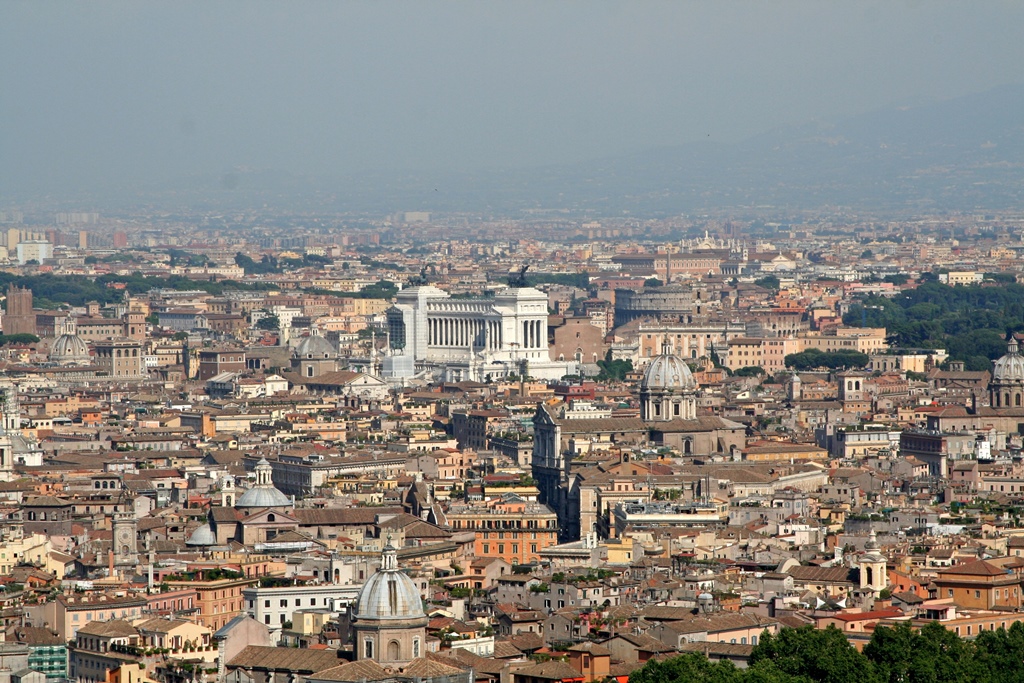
[3,1,1024,209]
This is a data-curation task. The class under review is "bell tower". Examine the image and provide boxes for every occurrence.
[112,486,139,576]
[858,530,888,594]
[221,475,236,508]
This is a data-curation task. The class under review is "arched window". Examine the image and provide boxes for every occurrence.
[413,638,420,658]
[1017,394,1022,407]
[865,567,874,585]
[387,640,400,661]
[267,513,276,522]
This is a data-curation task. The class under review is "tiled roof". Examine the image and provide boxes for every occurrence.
[76,620,138,638]
[308,660,388,682]
[512,661,585,681]
[227,645,341,673]
[938,560,1009,577]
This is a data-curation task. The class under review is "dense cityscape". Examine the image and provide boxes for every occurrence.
[0,206,1015,682]
[5,1,1024,681]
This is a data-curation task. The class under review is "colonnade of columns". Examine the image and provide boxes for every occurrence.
[426,317,546,350]
[428,317,504,349]
[521,319,544,349]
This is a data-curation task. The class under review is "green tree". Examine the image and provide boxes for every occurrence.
[752,626,881,683]
[596,354,632,381]
[256,314,280,331]
[865,621,974,683]
[785,349,869,371]
[971,620,1024,683]
[357,280,399,299]
[754,275,781,291]
[629,652,741,683]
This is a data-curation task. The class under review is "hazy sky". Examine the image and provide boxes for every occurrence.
[2,1,1023,201]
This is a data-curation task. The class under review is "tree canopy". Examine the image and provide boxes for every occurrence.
[844,281,1024,370]
[629,622,1024,683]
[785,348,870,371]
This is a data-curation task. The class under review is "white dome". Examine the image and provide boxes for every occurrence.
[293,334,335,359]
[354,544,426,622]
[993,337,1024,385]
[642,347,696,392]
[51,334,90,363]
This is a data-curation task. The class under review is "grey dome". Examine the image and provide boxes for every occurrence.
[354,544,425,622]
[235,486,292,509]
[993,337,1024,384]
[185,523,216,547]
[51,333,90,363]
[293,334,335,359]
[235,458,291,509]
[642,346,696,392]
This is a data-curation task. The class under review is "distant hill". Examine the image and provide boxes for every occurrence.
[119,83,1024,215]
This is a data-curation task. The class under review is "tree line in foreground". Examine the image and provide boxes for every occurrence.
[629,622,1024,683]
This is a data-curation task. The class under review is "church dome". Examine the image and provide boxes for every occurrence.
[235,458,292,509]
[354,543,426,622]
[185,523,216,547]
[293,334,335,359]
[992,336,1024,385]
[50,317,90,364]
[235,485,292,509]
[51,333,90,363]
[642,343,696,392]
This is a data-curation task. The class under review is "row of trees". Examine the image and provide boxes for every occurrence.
[845,281,1024,370]
[0,272,273,309]
[784,348,871,371]
[630,622,1024,683]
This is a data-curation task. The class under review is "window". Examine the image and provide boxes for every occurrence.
[364,640,373,659]
[975,590,981,599]
[265,600,270,608]
[482,544,489,554]
[413,638,420,658]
